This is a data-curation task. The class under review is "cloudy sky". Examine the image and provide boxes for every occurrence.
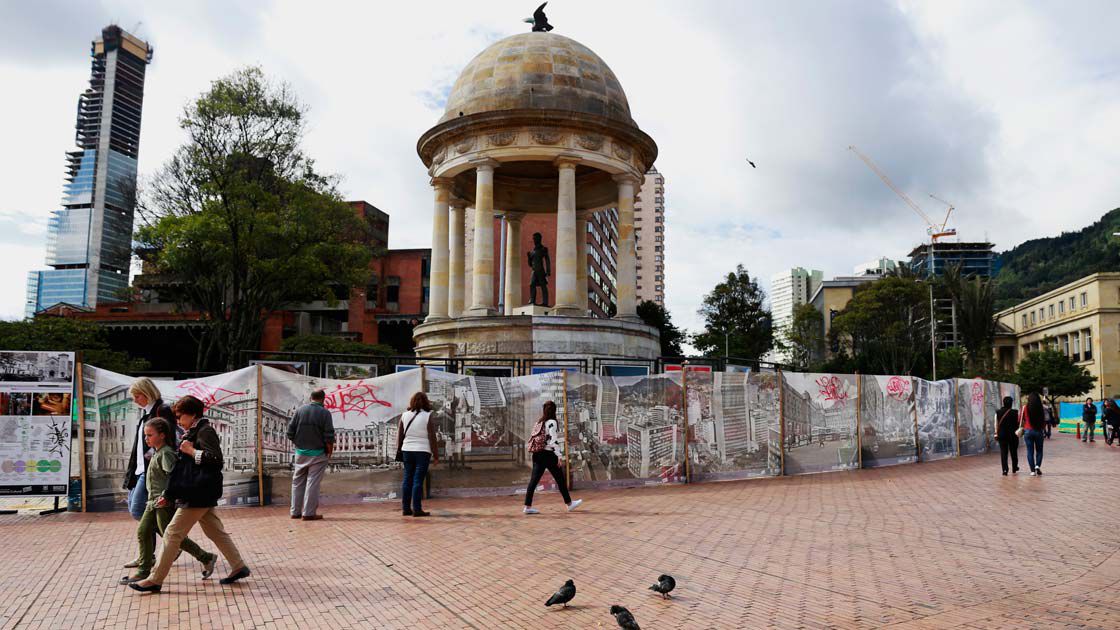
[1,0,1118,339]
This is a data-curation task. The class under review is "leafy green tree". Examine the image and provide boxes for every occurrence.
[1016,349,1096,407]
[935,346,966,379]
[830,276,930,375]
[0,318,148,373]
[779,303,823,370]
[637,300,685,357]
[278,334,394,357]
[692,265,773,359]
[137,67,372,371]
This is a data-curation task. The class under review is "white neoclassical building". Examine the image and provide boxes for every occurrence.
[411,31,661,364]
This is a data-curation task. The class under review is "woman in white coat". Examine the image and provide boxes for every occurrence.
[522,401,582,514]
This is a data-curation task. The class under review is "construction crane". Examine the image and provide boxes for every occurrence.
[848,145,957,241]
[926,193,957,239]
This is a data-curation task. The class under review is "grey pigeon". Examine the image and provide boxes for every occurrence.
[649,573,676,599]
[610,605,640,629]
[545,579,575,608]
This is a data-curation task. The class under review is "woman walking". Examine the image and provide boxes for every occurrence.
[119,418,216,584]
[129,395,250,593]
[995,396,1020,476]
[1020,392,1047,476]
[121,378,177,570]
[523,401,582,515]
[398,392,439,517]
[1103,399,1120,446]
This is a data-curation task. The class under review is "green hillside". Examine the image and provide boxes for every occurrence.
[994,207,1120,310]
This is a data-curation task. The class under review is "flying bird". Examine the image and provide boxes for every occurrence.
[610,605,641,629]
[545,579,576,608]
[524,2,555,32]
[745,158,757,168]
[648,574,676,599]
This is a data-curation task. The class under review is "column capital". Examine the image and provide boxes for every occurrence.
[469,157,501,172]
[612,172,642,187]
[501,210,527,223]
[554,154,581,170]
[430,176,455,190]
[449,196,470,209]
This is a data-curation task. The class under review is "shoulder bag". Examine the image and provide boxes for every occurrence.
[395,411,419,462]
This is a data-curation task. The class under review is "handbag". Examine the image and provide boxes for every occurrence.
[395,412,419,462]
[1014,427,1024,438]
[166,452,223,505]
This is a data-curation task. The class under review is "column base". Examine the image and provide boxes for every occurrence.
[424,315,450,324]
[465,306,497,317]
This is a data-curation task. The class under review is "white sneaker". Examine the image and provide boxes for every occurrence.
[523,506,539,514]
[566,499,583,512]
[1029,470,1037,476]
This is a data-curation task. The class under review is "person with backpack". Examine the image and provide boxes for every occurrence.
[397,392,439,517]
[522,401,582,515]
[995,396,1020,476]
[1020,392,1047,476]
[1082,397,1098,442]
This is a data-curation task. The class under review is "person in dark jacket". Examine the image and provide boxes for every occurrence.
[129,395,250,594]
[287,389,335,521]
[1103,399,1120,446]
[1082,397,1097,442]
[122,378,176,570]
[995,396,1020,475]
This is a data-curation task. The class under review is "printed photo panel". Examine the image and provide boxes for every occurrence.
[859,375,918,468]
[261,367,420,505]
[690,371,781,481]
[81,366,260,510]
[956,378,988,456]
[914,378,957,461]
[781,372,859,475]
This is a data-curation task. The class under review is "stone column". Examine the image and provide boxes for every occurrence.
[552,157,581,316]
[426,177,452,322]
[576,210,591,315]
[448,198,467,318]
[614,173,640,320]
[467,160,499,316]
[503,212,525,315]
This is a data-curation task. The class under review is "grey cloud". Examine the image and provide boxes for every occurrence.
[0,1,114,64]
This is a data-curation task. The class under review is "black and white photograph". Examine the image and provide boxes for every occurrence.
[782,372,859,475]
[956,378,989,456]
[915,378,957,461]
[0,351,74,386]
[690,371,781,481]
[323,362,378,380]
[859,375,918,467]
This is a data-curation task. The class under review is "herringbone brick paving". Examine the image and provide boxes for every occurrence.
[2,434,1118,629]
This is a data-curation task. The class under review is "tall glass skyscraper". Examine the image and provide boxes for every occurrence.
[26,26,153,318]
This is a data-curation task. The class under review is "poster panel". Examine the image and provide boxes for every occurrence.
[0,351,74,497]
[564,371,685,489]
[915,378,956,461]
[859,375,918,468]
[261,367,420,505]
[425,370,556,496]
[956,378,988,456]
[323,362,377,380]
[781,372,858,474]
[690,371,781,481]
[81,365,260,510]
[984,380,1001,450]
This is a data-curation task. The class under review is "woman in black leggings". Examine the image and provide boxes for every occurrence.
[523,401,583,515]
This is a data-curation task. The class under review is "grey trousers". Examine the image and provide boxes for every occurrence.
[291,453,328,517]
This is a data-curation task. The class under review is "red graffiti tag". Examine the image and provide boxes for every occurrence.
[176,380,248,411]
[323,382,393,418]
[886,376,912,401]
[816,375,849,405]
[971,381,985,406]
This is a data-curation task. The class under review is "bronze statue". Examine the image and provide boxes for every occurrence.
[524,3,554,32]
[527,232,551,306]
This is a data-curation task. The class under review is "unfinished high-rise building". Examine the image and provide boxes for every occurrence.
[26,25,153,317]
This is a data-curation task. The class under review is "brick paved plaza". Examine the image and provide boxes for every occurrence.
[2,434,1118,629]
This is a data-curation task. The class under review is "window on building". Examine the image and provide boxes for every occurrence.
[1049,304,1054,318]
[1021,314,1027,328]
[1073,332,1081,362]
[1085,328,1093,361]
[1039,307,1045,321]
[655,246,663,252]
[1059,300,1064,314]
[1070,297,1076,311]
[1030,311,1036,325]
[654,226,663,232]
[655,255,663,262]
[1062,335,1070,356]
[1081,292,1088,307]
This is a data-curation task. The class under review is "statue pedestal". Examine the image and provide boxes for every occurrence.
[512,305,554,316]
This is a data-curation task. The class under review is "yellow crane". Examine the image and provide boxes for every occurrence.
[848,145,957,241]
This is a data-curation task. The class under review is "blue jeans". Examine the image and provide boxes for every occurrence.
[400,451,431,512]
[128,473,147,520]
[1024,430,1044,471]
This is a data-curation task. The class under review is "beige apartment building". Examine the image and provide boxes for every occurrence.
[994,272,1120,400]
[634,167,666,306]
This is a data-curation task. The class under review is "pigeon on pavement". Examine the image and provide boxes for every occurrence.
[545,579,576,608]
[649,573,676,599]
[610,605,641,629]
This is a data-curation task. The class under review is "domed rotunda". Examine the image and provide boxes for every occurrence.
[412,31,661,366]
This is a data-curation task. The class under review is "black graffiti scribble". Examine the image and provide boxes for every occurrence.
[46,417,69,457]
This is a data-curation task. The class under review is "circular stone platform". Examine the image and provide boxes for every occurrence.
[412,315,660,362]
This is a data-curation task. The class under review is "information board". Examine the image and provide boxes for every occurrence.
[0,351,75,497]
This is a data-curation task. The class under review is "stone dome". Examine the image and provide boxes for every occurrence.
[439,32,634,126]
